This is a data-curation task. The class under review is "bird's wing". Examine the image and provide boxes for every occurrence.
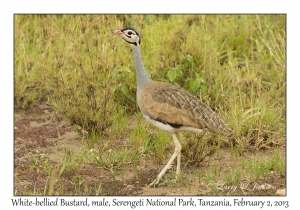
[139,81,232,137]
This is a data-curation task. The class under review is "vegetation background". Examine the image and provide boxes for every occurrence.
[14,14,286,195]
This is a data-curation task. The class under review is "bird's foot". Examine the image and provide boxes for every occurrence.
[149,177,161,187]
[172,174,181,183]
[149,174,180,187]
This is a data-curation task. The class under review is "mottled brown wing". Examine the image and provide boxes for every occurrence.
[139,81,232,137]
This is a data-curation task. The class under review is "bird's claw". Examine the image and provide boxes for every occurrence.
[149,177,160,187]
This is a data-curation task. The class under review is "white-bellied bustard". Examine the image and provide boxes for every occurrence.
[112,27,232,187]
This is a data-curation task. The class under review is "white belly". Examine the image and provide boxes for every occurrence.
[143,114,205,134]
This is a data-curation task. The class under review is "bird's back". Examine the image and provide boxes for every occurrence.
[139,81,232,137]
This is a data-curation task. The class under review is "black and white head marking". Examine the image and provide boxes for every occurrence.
[113,27,141,46]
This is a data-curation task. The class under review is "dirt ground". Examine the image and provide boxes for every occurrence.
[14,102,286,196]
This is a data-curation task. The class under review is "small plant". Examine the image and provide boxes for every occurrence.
[129,117,149,156]
[271,149,286,176]
[58,146,84,176]
[91,147,132,170]
[241,150,285,181]
[203,168,216,185]
[72,175,85,195]
[109,108,128,140]
[151,131,170,164]
[29,155,40,173]
[109,168,116,180]
[90,130,100,149]
[197,170,204,185]
[181,133,221,166]
[223,168,242,186]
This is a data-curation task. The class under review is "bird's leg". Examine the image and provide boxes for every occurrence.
[175,133,181,180]
[149,133,182,187]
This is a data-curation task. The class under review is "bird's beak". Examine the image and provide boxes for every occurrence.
[111,29,123,35]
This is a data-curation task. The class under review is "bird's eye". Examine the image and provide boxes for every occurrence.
[128,31,133,35]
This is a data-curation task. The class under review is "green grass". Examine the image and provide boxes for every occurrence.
[241,149,286,181]
[223,168,242,186]
[14,14,286,148]
[14,14,286,195]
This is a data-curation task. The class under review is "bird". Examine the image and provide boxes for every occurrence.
[112,27,232,187]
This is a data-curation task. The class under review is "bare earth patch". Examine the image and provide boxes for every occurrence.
[14,102,286,196]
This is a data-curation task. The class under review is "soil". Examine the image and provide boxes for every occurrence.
[14,102,286,196]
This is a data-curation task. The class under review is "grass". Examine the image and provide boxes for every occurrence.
[241,149,286,181]
[14,14,286,195]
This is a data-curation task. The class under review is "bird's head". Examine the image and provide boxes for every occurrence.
[111,27,141,46]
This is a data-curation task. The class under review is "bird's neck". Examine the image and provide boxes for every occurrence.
[130,44,151,91]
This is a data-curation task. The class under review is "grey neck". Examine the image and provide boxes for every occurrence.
[130,44,151,102]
